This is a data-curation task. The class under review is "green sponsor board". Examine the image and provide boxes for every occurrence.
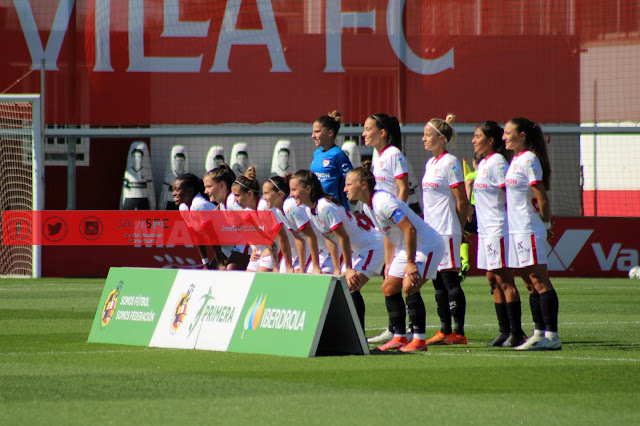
[228,274,368,357]
[88,268,368,357]
[88,267,177,346]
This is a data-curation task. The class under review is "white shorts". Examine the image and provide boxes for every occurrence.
[437,234,462,271]
[508,232,548,268]
[340,243,385,279]
[305,249,334,274]
[387,247,441,281]
[247,253,274,272]
[477,235,508,271]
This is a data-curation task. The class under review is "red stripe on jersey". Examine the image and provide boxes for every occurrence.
[395,172,408,179]
[361,250,374,271]
[378,144,392,155]
[422,251,434,280]
[298,220,310,232]
[330,222,343,231]
[530,234,538,265]
[529,180,542,186]
[450,182,464,188]
[499,237,506,268]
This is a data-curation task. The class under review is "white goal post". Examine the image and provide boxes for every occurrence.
[0,94,44,278]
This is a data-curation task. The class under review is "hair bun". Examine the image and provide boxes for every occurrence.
[328,110,342,123]
[244,166,257,180]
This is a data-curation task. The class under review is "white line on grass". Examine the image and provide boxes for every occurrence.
[423,351,640,363]
[0,287,97,292]
[0,349,146,356]
[367,320,640,332]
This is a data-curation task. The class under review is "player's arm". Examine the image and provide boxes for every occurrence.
[275,227,294,273]
[292,230,307,273]
[197,245,210,270]
[397,217,418,268]
[451,184,470,231]
[383,235,395,278]
[330,225,359,290]
[300,224,321,274]
[210,245,228,270]
[324,235,342,275]
[395,175,410,202]
[464,178,474,223]
[531,182,552,239]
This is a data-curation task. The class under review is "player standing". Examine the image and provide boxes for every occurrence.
[362,113,411,344]
[310,111,353,210]
[472,121,526,347]
[503,118,561,351]
[421,114,470,345]
[345,167,444,352]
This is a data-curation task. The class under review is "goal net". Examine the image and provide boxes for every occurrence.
[0,94,43,277]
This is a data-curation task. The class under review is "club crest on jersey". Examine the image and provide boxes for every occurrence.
[101,280,124,327]
[171,283,195,333]
[323,159,330,167]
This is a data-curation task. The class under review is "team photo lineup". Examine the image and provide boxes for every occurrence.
[168,112,560,353]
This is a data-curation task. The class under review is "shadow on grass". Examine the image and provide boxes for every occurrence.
[567,341,640,349]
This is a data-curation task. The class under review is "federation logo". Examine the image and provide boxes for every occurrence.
[242,293,267,338]
[171,283,195,333]
[323,159,330,167]
[101,280,124,326]
[188,287,215,337]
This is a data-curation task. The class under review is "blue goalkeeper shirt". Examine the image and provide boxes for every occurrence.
[310,145,353,211]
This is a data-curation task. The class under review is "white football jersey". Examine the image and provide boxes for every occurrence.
[179,193,215,212]
[274,205,297,260]
[306,197,382,253]
[283,196,328,251]
[363,190,440,252]
[505,150,546,235]
[421,152,464,235]
[371,145,408,196]
[473,152,509,237]
[217,191,248,256]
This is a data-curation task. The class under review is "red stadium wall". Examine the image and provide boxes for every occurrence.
[0,1,580,125]
[42,217,639,278]
[582,190,640,218]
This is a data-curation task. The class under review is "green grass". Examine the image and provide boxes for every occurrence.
[1,276,639,425]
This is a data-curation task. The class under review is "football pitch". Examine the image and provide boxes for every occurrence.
[1,275,638,424]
